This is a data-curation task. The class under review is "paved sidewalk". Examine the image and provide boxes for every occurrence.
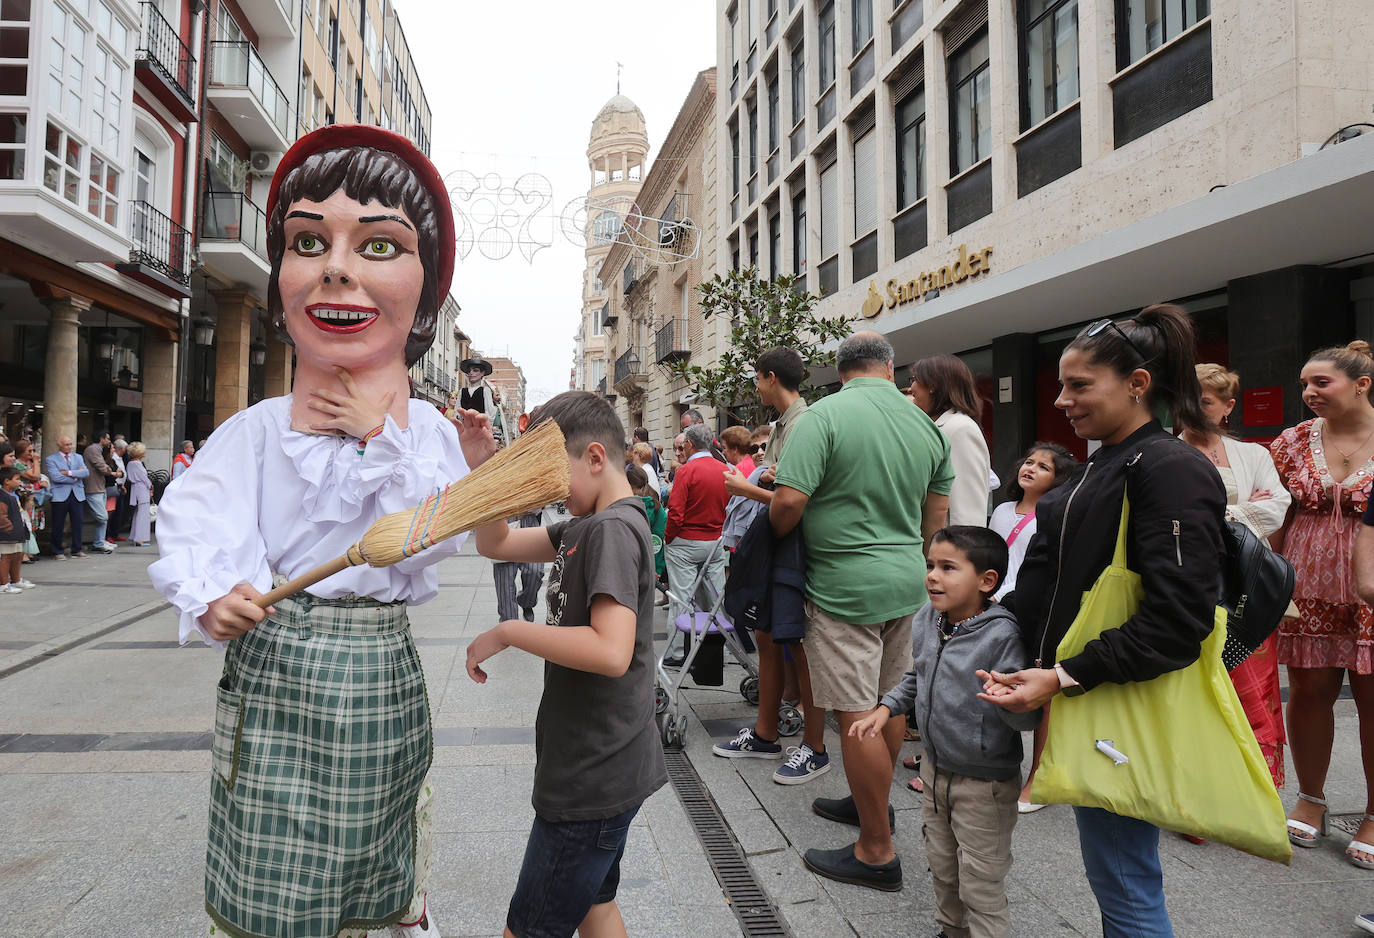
[3,541,1373,937]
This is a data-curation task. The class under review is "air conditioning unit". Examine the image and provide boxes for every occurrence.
[249,150,283,176]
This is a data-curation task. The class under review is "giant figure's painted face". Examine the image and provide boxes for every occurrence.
[278,188,423,373]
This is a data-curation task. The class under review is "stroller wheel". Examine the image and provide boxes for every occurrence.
[778,703,804,738]
[653,683,670,714]
[662,713,687,749]
[739,674,760,705]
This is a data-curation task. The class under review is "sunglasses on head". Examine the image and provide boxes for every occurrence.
[1081,318,1151,364]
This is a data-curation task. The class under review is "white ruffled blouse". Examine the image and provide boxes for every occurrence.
[149,396,470,646]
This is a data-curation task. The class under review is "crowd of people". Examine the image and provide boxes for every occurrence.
[623,315,1374,938]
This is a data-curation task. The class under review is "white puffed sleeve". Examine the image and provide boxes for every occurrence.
[384,404,472,575]
[148,408,271,647]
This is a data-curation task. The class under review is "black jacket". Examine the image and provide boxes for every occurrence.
[0,490,25,543]
[1008,422,1226,691]
[723,508,807,644]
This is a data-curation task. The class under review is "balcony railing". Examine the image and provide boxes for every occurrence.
[128,201,191,284]
[201,190,268,260]
[656,320,690,364]
[600,302,616,329]
[614,347,650,387]
[209,40,291,141]
[136,2,197,107]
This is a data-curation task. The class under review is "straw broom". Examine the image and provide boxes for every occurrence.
[256,418,570,607]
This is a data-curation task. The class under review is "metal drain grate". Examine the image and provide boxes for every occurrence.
[664,750,794,938]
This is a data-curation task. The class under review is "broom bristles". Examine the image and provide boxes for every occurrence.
[356,418,571,568]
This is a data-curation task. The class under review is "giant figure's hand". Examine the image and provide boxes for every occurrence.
[306,366,396,439]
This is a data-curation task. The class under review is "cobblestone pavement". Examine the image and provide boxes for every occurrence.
[0,541,1370,937]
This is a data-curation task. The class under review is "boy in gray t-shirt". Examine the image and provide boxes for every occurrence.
[469,390,667,938]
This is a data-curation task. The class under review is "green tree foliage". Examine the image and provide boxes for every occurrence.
[667,267,854,426]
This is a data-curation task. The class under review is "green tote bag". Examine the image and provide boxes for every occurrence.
[1029,493,1292,864]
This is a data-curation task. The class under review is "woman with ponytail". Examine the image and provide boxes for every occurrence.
[1271,340,1374,870]
[979,304,1226,937]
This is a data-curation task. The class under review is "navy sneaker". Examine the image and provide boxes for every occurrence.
[802,844,902,892]
[773,744,831,785]
[712,727,784,759]
[812,794,895,832]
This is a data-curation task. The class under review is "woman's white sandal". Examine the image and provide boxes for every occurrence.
[1287,792,1329,847]
[1347,814,1374,870]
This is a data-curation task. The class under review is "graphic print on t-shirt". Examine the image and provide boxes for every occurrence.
[545,539,567,627]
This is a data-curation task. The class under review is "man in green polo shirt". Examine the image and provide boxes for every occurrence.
[770,330,952,891]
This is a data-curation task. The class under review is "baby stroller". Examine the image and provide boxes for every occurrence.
[654,540,803,748]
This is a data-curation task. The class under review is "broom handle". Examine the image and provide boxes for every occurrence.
[255,553,355,608]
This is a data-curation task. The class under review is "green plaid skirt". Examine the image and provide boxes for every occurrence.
[206,589,432,938]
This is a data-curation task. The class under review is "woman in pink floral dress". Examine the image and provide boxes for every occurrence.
[1271,340,1374,870]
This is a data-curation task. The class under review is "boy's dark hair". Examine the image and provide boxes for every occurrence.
[755,347,804,392]
[1001,442,1078,501]
[528,391,627,464]
[0,466,20,484]
[930,525,1008,594]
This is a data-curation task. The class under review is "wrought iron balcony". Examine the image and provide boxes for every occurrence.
[135,2,198,122]
[656,320,690,364]
[115,201,192,298]
[600,302,616,329]
[614,347,650,390]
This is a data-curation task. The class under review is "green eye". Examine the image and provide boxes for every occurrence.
[361,239,398,259]
[293,234,325,256]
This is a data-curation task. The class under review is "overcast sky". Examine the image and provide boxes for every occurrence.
[401,1,717,409]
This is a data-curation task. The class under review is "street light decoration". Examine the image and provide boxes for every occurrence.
[192,316,215,347]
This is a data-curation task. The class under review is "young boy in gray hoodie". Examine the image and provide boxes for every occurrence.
[850,526,1039,938]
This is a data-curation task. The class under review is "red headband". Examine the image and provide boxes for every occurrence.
[266,124,455,303]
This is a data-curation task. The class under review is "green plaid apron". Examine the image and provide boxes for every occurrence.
[206,588,432,938]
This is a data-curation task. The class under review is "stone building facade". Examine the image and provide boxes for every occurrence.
[718,0,1374,470]
[598,69,724,445]
[574,94,648,398]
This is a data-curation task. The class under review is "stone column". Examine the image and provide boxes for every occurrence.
[40,294,92,459]
[263,332,294,399]
[211,289,258,427]
[141,329,178,473]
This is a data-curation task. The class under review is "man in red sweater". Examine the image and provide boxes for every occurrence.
[664,424,729,660]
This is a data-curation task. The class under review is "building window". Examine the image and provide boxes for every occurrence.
[1022,0,1079,129]
[748,229,759,266]
[0,0,30,98]
[87,153,118,225]
[747,101,758,180]
[731,122,740,193]
[43,122,81,203]
[90,43,124,153]
[0,114,25,179]
[818,159,837,261]
[852,127,876,238]
[328,13,339,67]
[949,29,991,174]
[217,2,245,43]
[49,5,87,124]
[791,189,806,275]
[896,87,925,207]
[92,1,129,57]
[817,2,835,91]
[789,37,804,126]
[852,0,873,55]
[768,209,781,277]
[1118,0,1208,66]
[592,210,621,245]
[766,74,779,152]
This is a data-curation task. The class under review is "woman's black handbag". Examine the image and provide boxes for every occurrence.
[1218,520,1296,671]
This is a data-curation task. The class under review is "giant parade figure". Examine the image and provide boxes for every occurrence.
[150,124,497,938]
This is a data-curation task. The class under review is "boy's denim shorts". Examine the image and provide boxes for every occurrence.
[506,804,640,938]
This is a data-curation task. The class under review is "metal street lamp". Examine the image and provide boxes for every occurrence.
[250,339,267,367]
[193,317,215,347]
[95,331,116,360]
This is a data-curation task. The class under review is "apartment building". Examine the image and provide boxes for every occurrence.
[574,93,647,398]
[0,0,202,468]
[718,0,1374,469]
[598,69,723,444]
[408,294,464,409]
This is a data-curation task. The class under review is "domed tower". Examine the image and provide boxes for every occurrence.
[579,94,647,394]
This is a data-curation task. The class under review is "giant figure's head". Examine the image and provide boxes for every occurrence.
[265,125,455,369]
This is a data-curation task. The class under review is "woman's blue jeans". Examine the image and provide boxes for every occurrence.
[1073,806,1174,937]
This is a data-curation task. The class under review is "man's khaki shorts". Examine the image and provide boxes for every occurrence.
[802,600,914,713]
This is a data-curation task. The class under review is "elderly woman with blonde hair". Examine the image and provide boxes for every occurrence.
[124,442,153,546]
